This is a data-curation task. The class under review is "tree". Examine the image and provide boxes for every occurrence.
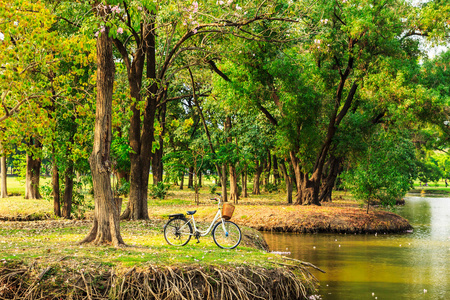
[214,0,437,206]
[81,5,124,246]
[341,131,417,212]
[99,0,306,218]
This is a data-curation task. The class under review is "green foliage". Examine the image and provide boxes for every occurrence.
[114,179,130,197]
[341,131,417,208]
[149,182,170,200]
[416,160,444,184]
[209,184,218,194]
[264,183,279,193]
[71,184,93,219]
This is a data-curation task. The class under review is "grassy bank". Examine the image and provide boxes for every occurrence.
[0,177,322,299]
[0,219,319,299]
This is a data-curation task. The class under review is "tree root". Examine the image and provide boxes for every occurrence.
[0,262,318,300]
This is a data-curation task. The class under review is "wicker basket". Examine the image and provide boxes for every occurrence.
[222,203,235,220]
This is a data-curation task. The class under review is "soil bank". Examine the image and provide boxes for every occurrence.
[194,204,413,234]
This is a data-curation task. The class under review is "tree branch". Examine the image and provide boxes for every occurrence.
[208,60,231,82]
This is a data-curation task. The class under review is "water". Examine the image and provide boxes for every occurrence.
[263,196,450,300]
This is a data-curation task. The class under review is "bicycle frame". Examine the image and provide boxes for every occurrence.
[183,201,225,237]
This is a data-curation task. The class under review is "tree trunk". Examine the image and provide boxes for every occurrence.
[80,24,124,247]
[151,135,164,185]
[152,104,166,185]
[221,164,228,202]
[273,154,280,186]
[1,155,7,198]
[279,160,293,204]
[198,172,202,187]
[25,152,42,200]
[52,160,61,217]
[180,173,184,190]
[225,116,238,203]
[241,165,248,198]
[116,171,129,184]
[320,155,343,202]
[252,159,264,195]
[62,163,74,219]
[290,151,303,205]
[263,151,271,189]
[115,21,151,221]
[229,164,238,204]
[188,166,194,188]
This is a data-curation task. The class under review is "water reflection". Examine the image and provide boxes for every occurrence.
[263,196,450,299]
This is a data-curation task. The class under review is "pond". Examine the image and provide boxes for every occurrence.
[263,196,450,299]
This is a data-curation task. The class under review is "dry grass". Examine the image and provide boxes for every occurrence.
[0,185,412,233]
[154,189,412,234]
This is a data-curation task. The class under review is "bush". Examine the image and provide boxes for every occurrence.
[114,179,130,196]
[264,183,279,193]
[149,182,170,199]
[209,184,218,194]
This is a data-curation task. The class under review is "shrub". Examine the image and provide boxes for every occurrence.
[264,183,279,193]
[149,182,170,199]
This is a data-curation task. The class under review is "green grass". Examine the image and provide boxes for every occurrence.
[0,176,289,270]
[0,219,277,269]
[4,176,51,196]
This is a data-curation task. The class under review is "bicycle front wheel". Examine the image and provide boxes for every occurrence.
[164,218,193,246]
[212,220,241,249]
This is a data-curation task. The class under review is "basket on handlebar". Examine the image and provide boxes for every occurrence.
[222,203,235,220]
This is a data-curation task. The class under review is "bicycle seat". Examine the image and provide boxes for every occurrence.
[186,210,197,215]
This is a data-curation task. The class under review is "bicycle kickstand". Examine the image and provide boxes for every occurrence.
[194,231,200,243]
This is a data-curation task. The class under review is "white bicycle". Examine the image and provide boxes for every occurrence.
[163,194,241,249]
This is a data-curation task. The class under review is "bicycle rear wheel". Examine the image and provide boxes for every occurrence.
[164,218,192,246]
[212,220,241,249]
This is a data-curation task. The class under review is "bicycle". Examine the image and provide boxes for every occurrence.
[163,194,242,249]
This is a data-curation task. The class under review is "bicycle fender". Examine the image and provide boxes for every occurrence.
[168,213,185,219]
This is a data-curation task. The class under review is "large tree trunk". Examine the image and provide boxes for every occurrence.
[120,22,158,221]
[52,159,61,217]
[80,24,124,247]
[320,155,344,202]
[25,151,42,200]
[62,163,74,219]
